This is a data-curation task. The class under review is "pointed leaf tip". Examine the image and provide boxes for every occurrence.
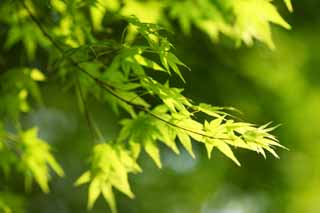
[217,142,241,166]
[88,178,102,210]
[284,0,293,12]
[145,140,162,168]
[74,171,91,186]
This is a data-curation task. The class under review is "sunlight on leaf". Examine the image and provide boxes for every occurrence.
[75,143,140,212]
[19,127,64,193]
[30,68,46,81]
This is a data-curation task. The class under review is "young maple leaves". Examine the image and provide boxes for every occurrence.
[19,128,64,193]
[74,17,285,213]
[0,0,292,212]
[0,127,64,194]
[75,144,141,212]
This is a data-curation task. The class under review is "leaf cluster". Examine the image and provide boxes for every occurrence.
[0,0,291,212]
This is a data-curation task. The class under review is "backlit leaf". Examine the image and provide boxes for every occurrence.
[88,177,102,209]
[144,139,162,168]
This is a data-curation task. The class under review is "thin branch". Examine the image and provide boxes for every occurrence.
[20,0,64,52]
[76,76,99,143]
[21,0,235,141]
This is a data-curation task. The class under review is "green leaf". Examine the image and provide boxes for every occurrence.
[46,155,64,177]
[20,127,64,193]
[110,172,134,198]
[216,141,241,166]
[284,0,293,12]
[158,124,179,154]
[88,177,102,209]
[142,78,191,113]
[76,143,140,211]
[108,149,134,198]
[232,0,291,49]
[144,139,162,168]
[119,113,161,144]
[133,54,165,71]
[205,143,214,159]
[130,140,141,160]
[30,68,46,81]
[198,103,234,118]
[167,52,189,82]
[177,131,195,159]
[119,147,142,173]
[74,171,91,186]
[102,183,117,213]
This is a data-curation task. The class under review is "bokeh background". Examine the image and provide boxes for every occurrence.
[1,0,320,213]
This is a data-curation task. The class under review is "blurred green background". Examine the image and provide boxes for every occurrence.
[1,1,320,213]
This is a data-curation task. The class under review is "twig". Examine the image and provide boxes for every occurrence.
[21,0,235,141]
[76,76,98,143]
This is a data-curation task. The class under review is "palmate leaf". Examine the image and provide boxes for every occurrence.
[67,0,293,49]
[141,77,192,113]
[167,0,292,48]
[119,108,184,167]
[230,0,291,49]
[117,101,284,171]
[119,113,163,167]
[19,127,64,193]
[2,3,289,212]
[124,17,189,81]
[0,0,49,60]
[75,143,141,212]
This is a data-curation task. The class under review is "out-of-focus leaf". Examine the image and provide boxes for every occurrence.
[284,0,293,12]
[30,68,46,81]
[88,177,102,209]
[134,55,165,71]
[19,127,64,193]
[76,143,140,211]
[144,139,162,168]
[74,171,91,186]
[231,0,291,49]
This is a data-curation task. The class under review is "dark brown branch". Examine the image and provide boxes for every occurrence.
[20,0,64,52]
[21,0,234,141]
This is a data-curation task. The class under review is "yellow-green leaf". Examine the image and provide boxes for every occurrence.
[177,131,195,159]
[88,177,102,209]
[216,142,241,166]
[46,155,64,177]
[144,140,162,168]
[74,171,91,186]
[109,172,134,198]
[284,0,293,12]
[102,183,117,213]
[134,54,165,71]
[30,68,46,81]
[205,143,214,159]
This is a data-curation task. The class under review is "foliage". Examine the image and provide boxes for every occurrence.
[0,0,291,212]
